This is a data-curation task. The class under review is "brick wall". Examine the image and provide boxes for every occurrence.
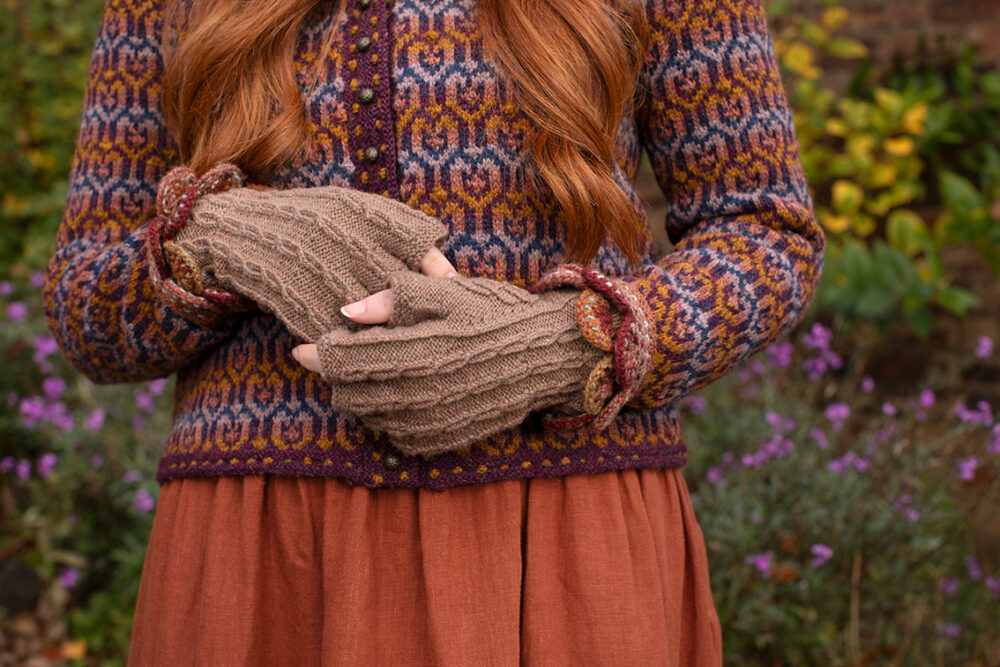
[782,0,1000,68]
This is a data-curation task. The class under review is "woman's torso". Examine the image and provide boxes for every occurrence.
[158,0,688,489]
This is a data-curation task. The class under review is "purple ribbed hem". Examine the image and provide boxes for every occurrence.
[155,407,688,492]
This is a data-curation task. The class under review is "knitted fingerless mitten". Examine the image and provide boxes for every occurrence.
[150,164,449,342]
[315,267,652,457]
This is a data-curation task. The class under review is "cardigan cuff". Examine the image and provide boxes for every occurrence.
[145,164,257,328]
[528,263,655,432]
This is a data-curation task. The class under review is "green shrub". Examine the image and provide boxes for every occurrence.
[682,321,1000,665]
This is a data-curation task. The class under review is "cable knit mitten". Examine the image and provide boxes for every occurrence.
[152,164,449,343]
[315,270,646,457]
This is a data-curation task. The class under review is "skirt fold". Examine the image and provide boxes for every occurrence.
[128,469,722,666]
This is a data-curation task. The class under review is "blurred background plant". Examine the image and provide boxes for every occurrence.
[770,4,1000,337]
[1,0,999,664]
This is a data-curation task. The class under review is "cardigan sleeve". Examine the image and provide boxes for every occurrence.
[41,0,243,385]
[623,0,826,409]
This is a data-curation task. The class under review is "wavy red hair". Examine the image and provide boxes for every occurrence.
[161,0,649,266]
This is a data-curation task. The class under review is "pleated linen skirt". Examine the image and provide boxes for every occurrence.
[127,468,722,666]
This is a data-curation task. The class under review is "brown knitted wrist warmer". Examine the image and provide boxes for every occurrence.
[315,271,610,457]
[528,263,656,432]
[145,165,258,328]
[157,165,449,343]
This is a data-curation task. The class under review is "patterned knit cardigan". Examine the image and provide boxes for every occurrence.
[43,0,826,490]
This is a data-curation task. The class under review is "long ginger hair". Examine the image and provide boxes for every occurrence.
[161,0,649,266]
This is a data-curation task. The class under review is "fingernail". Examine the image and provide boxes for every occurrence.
[291,347,300,361]
[446,271,458,278]
[341,301,366,318]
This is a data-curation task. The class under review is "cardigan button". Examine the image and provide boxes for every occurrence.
[358,0,371,7]
[357,36,372,51]
[359,87,375,104]
[383,453,402,470]
[363,146,380,163]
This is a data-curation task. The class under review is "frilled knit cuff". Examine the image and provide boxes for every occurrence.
[145,164,258,327]
[528,263,655,432]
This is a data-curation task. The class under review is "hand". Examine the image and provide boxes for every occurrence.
[290,246,456,372]
[293,270,610,457]
[155,164,453,343]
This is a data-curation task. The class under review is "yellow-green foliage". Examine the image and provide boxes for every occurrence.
[771,5,993,335]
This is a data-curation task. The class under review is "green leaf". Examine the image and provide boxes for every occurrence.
[886,209,931,256]
[832,179,864,214]
[827,37,869,59]
[938,169,983,213]
[934,285,980,316]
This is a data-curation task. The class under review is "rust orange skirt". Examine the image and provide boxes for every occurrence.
[128,469,722,665]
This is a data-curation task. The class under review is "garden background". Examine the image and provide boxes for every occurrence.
[2,0,999,664]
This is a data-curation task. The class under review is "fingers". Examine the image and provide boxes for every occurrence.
[340,288,393,324]
[419,246,457,278]
[341,270,456,326]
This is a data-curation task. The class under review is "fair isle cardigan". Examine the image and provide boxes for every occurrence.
[43,0,825,490]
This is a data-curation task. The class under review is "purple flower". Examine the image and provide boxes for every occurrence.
[132,488,156,515]
[749,512,763,525]
[7,301,26,323]
[705,466,725,486]
[939,577,960,597]
[918,388,935,409]
[986,576,1000,598]
[824,402,850,429]
[58,566,79,589]
[764,411,793,433]
[147,378,169,396]
[134,390,154,413]
[881,402,897,416]
[19,396,46,428]
[33,335,58,357]
[990,425,1000,454]
[809,427,829,450]
[853,457,871,472]
[903,507,920,522]
[955,400,993,426]
[975,335,993,359]
[860,375,875,393]
[684,395,708,415]
[36,453,57,478]
[28,270,45,289]
[0,281,13,297]
[0,457,14,473]
[131,414,146,430]
[123,469,143,483]
[84,408,105,431]
[745,551,773,578]
[964,556,983,581]
[90,453,104,469]
[803,356,828,381]
[938,623,962,639]
[46,401,73,432]
[766,341,793,368]
[957,456,978,481]
[803,322,832,351]
[810,543,833,567]
[15,459,31,480]
[42,376,66,399]
[828,458,848,474]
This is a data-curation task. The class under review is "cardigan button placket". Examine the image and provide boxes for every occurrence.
[340,0,399,196]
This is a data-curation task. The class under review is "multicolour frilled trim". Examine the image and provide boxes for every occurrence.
[529,263,656,432]
[145,164,258,327]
